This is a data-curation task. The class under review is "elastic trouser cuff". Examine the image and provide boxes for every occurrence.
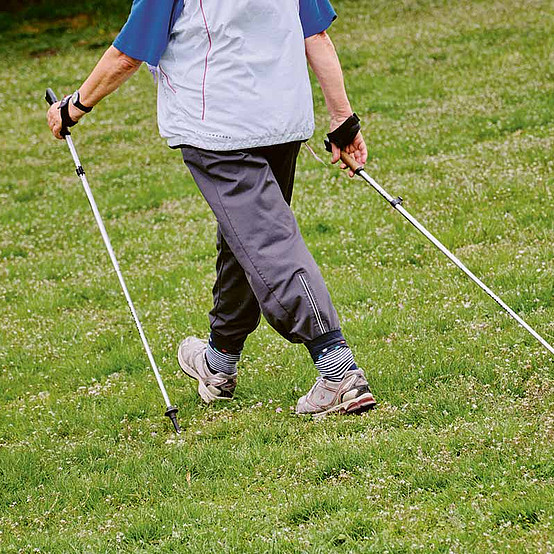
[305,329,348,362]
[209,331,246,355]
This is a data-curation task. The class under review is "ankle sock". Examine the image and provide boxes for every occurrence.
[316,345,356,382]
[306,330,358,382]
[205,336,240,375]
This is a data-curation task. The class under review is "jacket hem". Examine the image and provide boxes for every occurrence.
[166,127,314,151]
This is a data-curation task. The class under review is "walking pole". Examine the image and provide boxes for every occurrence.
[45,88,181,433]
[336,148,554,356]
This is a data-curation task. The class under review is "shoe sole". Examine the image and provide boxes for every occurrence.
[177,344,231,404]
[308,392,377,418]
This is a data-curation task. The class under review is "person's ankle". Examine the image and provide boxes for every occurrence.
[306,330,358,382]
[205,334,242,375]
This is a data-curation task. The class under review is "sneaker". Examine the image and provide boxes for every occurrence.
[177,337,237,403]
[296,369,376,416]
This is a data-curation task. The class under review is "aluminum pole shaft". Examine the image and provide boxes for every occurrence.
[350,158,554,356]
[45,88,179,432]
[64,136,181,423]
[358,169,554,354]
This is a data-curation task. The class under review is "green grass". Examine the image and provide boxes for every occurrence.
[2,0,554,551]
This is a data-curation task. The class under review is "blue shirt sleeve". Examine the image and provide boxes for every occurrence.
[113,0,183,66]
[299,0,337,38]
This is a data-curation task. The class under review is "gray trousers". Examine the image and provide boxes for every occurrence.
[181,143,340,350]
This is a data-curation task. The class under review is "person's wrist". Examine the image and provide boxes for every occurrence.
[69,90,93,121]
[329,110,354,131]
[68,102,84,122]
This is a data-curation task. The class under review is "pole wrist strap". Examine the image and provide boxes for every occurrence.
[58,96,77,137]
[325,113,361,151]
[71,90,93,113]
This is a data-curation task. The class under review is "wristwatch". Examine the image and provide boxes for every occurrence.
[70,90,93,113]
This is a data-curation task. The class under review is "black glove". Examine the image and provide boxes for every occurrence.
[324,113,361,152]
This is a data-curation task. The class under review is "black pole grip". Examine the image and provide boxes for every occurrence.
[45,88,58,106]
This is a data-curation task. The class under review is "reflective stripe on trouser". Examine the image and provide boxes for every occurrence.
[181,143,341,345]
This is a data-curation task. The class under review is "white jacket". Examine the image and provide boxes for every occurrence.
[156,0,315,150]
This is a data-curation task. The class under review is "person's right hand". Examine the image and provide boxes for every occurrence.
[47,98,82,139]
[47,101,65,140]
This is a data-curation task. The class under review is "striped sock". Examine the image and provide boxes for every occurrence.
[315,345,357,382]
[205,340,240,375]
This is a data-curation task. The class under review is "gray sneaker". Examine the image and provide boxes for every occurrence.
[296,369,376,417]
[177,337,237,403]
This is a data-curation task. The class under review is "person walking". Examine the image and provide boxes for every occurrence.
[47,0,376,416]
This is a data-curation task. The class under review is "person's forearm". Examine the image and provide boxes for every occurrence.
[305,31,352,126]
[69,46,142,120]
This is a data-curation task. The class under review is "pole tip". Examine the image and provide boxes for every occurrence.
[165,406,181,434]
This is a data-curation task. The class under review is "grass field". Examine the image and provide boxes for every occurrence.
[2,0,554,551]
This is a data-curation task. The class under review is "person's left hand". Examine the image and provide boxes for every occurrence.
[329,115,368,177]
[330,130,367,177]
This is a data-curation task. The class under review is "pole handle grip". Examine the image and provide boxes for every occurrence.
[324,139,365,174]
[340,151,364,174]
[45,88,58,106]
